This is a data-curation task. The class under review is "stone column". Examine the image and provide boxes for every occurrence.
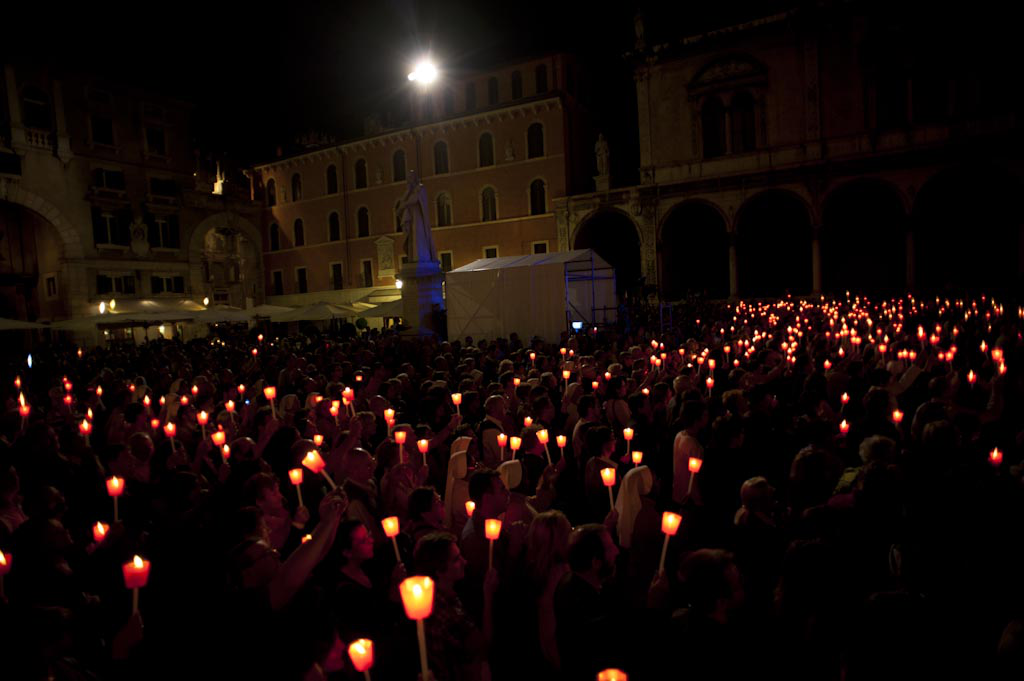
[52,79,72,164]
[811,224,823,294]
[728,231,739,298]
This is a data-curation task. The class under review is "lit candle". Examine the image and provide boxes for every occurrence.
[179,396,189,407]
[258,333,264,342]
[450,394,461,415]
[313,433,324,448]
[143,394,151,408]
[225,399,235,413]
[0,551,10,598]
[93,521,109,543]
[417,439,429,467]
[252,348,258,356]
[264,386,277,419]
[221,444,231,461]
[632,450,643,466]
[237,384,246,396]
[891,409,904,425]
[122,554,150,614]
[601,467,616,509]
[687,457,702,496]
[330,401,341,424]
[381,516,403,563]
[839,419,850,435]
[211,430,226,447]
[348,638,375,681]
[150,418,161,431]
[622,427,633,459]
[86,407,94,421]
[399,577,435,681]
[509,436,522,461]
[841,392,849,405]
[394,429,407,446]
[289,468,305,507]
[523,416,533,428]
[706,377,714,394]
[191,384,199,396]
[384,408,395,436]
[529,351,537,365]
[79,418,92,446]
[197,410,209,439]
[597,669,628,681]
[497,432,508,459]
[659,511,682,574]
[106,476,124,522]
[17,393,30,429]
[562,369,570,388]
[301,534,312,544]
[465,500,476,517]
[301,450,336,489]
[967,370,976,385]
[823,359,832,370]
[485,518,502,570]
[708,359,716,372]
[163,422,176,447]
[989,447,1003,466]
[556,434,567,457]
[604,371,612,381]
[159,396,166,406]
[592,380,600,390]
[13,376,20,389]
[513,377,521,387]
[536,428,552,465]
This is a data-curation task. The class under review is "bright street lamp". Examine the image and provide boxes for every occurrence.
[407,59,438,86]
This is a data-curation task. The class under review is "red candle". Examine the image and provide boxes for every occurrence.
[93,521,109,543]
[0,550,10,596]
[163,422,176,441]
[399,576,435,680]
[509,436,522,456]
[601,467,616,509]
[313,434,324,447]
[604,371,612,380]
[989,448,1003,466]
[967,370,976,385]
[840,419,850,435]
[150,418,161,431]
[841,392,849,405]
[122,555,150,614]
[556,434,567,451]
[497,433,508,452]
[191,384,199,396]
[632,450,643,465]
[221,444,231,461]
[302,450,336,489]
[143,395,151,408]
[211,430,226,447]
[891,409,904,424]
[687,457,702,496]
[465,500,475,517]
[529,351,537,364]
[485,518,502,570]
[623,427,633,442]
[179,396,189,406]
[348,638,375,677]
[382,516,402,562]
[592,380,600,390]
[450,394,461,415]
[523,416,533,428]
[237,384,246,395]
[394,430,407,446]
[513,377,521,387]
[225,399,235,413]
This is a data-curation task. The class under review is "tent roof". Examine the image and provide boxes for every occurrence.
[364,299,404,318]
[448,249,613,273]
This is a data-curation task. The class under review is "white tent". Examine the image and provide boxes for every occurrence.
[445,249,616,342]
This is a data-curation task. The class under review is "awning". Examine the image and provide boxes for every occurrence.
[0,317,48,330]
[364,299,404,318]
[273,302,360,322]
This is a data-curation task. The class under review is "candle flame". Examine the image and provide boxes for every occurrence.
[133,555,144,569]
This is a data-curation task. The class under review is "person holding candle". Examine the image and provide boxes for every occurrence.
[672,401,708,506]
[478,394,510,470]
[412,532,498,681]
[243,472,310,552]
[583,426,620,522]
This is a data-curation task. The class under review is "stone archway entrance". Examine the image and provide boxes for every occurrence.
[659,201,730,300]
[573,209,641,295]
[735,190,813,297]
[189,212,264,308]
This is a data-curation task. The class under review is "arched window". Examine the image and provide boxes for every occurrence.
[291,173,302,201]
[21,87,50,129]
[395,200,403,232]
[437,193,453,227]
[529,179,547,215]
[511,71,523,99]
[434,141,449,174]
[357,207,370,238]
[488,77,499,105]
[479,133,494,167]
[481,187,497,222]
[329,212,341,241]
[527,123,544,158]
[701,96,726,158]
[730,92,756,154]
[266,179,277,207]
[269,223,280,251]
[294,219,305,247]
[326,165,338,194]
[535,65,548,93]
[392,149,406,182]
[354,159,368,189]
[465,82,477,111]
[443,89,455,115]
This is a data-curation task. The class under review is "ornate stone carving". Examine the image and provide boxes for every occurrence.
[129,216,150,257]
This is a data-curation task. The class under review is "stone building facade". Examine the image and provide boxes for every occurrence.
[252,55,588,309]
[0,63,262,338]
[555,5,1023,299]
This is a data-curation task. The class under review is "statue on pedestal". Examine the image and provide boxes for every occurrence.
[594,133,610,177]
[398,170,438,264]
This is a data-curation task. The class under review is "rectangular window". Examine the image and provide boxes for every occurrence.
[272,270,284,296]
[440,251,454,272]
[150,275,184,294]
[91,115,114,146]
[361,259,373,288]
[296,267,308,294]
[331,262,344,290]
[213,289,229,303]
[45,275,58,299]
[92,168,126,190]
[147,214,180,249]
[484,246,498,259]
[92,207,131,246]
[150,177,178,196]
[145,127,166,155]
[532,241,548,254]
[98,273,135,295]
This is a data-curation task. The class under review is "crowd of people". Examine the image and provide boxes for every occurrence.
[2,293,1023,680]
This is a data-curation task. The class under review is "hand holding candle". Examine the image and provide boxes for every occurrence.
[289,468,305,506]
[348,639,375,681]
[302,450,336,489]
[451,393,461,415]
[465,500,476,517]
[485,518,502,571]
[106,476,124,522]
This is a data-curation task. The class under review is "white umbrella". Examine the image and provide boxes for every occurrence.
[273,302,359,323]
[194,306,254,323]
[249,304,295,318]
[0,317,48,330]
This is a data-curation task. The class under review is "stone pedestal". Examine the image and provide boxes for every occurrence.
[399,260,445,336]
[594,174,609,192]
